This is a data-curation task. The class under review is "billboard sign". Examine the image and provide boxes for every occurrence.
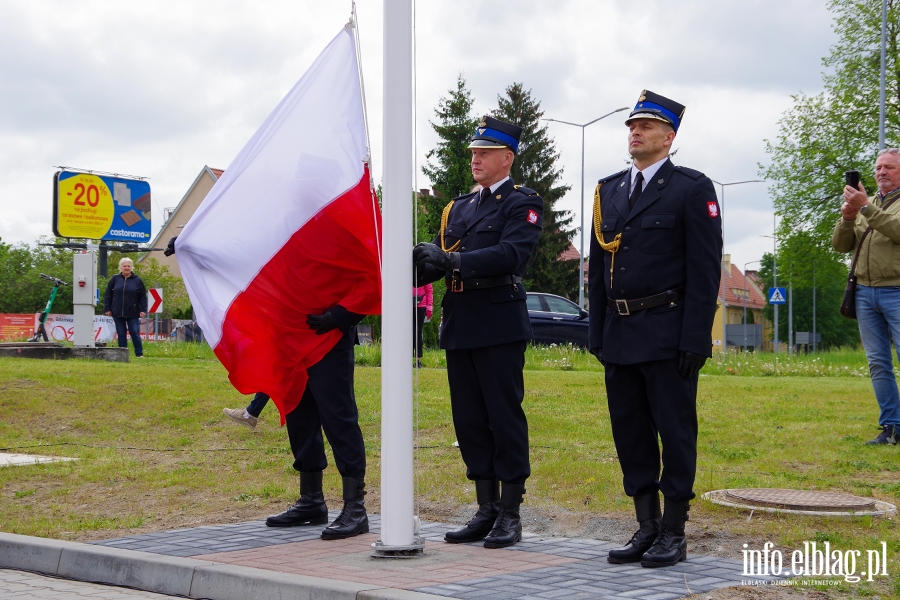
[53,170,151,242]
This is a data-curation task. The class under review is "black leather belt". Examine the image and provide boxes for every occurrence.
[607,287,685,316]
[446,274,522,292]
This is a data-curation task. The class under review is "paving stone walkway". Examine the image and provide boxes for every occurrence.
[92,512,753,599]
[0,568,180,599]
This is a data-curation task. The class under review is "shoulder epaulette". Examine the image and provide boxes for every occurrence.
[452,191,478,201]
[673,165,704,180]
[598,169,628,185]
[513,184,539,196]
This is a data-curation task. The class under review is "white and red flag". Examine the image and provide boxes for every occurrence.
[177,26,381,423]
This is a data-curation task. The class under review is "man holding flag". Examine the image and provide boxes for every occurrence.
[174,25,380,541]
[414,116,543,549]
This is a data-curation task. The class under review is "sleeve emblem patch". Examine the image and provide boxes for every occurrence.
[707,202,719,218]
[527,210,539,224]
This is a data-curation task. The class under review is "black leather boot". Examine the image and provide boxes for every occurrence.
[266,471,328,527]
[607,492,661,563]
[641,499,689,568]
[483,483,524,549]
[444,479,500,543]
[321,476,369,540]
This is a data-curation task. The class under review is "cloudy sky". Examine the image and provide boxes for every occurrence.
[0,0,837,273]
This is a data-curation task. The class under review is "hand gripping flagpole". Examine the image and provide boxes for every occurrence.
[373,0,423,557]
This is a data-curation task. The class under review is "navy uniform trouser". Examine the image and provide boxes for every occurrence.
[445,340,530,485]
[285,343,366,479]
[604,358,698,502]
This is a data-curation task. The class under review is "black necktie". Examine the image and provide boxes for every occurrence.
[629,172,644,211]
[477,187,490,209]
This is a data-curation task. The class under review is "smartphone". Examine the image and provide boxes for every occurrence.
[845,170,860,189]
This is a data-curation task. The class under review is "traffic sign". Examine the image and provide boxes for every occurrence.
[148,288,163,314]
[768,287,786,304]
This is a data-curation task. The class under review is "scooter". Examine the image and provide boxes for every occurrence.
[28,273,68,342]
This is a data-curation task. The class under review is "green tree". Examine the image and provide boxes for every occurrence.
[421,73,478,238]
[761,0,900,242]
[492,83,577,298]
[0,237,189,320]
[755,231,860,349]
[0,238,75,315]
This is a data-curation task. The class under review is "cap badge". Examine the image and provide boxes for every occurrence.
[479,119,486,127]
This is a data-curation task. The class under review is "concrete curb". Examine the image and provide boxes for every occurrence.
[0,532,442,600]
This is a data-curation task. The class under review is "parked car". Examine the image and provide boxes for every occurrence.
[526,292,589,348]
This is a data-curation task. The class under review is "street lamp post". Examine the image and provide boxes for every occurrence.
[545,107,629,308]
[710,179,765,246]
[709,178,764,350]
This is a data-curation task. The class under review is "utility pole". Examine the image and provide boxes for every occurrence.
[812,264,817,353]
[879,0,887,150]
[545,107,629,308]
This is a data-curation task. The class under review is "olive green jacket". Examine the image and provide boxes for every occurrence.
[832,188,900,287]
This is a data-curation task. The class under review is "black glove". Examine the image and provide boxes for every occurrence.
[413,242,459,272]
[163,236,178,257]
[307,305,364,335]
[412,246,428,284]
[307,311,338,335]
[677,350,707,378]
[589,347,603,364]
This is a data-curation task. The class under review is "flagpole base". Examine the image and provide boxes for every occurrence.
[371,537,425,558]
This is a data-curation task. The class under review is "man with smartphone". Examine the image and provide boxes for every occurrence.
[833,148,900,446]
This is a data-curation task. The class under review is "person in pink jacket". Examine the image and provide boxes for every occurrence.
[413,283,433,368]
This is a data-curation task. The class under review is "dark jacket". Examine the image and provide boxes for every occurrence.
[588,159,722,364]
[418,178,544,349]
[104,273,148,318]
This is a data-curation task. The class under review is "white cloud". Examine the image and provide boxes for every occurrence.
[0,0,837,274]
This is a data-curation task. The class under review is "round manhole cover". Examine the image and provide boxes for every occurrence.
[724,488,875,511]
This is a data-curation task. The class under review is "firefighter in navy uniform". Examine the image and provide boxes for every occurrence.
[164,238,371,541]
[413,116,543,549]
[588,91,722,568]
[264,305,371,541]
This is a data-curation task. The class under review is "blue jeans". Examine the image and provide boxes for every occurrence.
[246,393,270,418]
[856,285,900,428]
[113,316,143,357]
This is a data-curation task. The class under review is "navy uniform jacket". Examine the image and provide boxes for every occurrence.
[588,159,722,364]
[419,178,543,350]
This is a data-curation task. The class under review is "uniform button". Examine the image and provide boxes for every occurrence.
[624,226,631,232]
[623,246,629,251]
[619,267,626,273]
[460,247,466,251]
[655,221,660,225]
[488,225,492,229]
[620,290,626,294]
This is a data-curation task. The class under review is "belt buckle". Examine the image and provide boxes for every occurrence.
[615,299,630,316]
[451,274,463,292]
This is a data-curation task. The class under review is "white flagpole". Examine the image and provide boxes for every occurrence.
[376,0,419,553]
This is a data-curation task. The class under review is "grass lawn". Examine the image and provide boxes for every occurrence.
[0,344,897,597]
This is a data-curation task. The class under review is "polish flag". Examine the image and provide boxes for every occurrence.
[176,26,381,423]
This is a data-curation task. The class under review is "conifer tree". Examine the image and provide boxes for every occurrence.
[492,83,577,298]
[421,74,478,238]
